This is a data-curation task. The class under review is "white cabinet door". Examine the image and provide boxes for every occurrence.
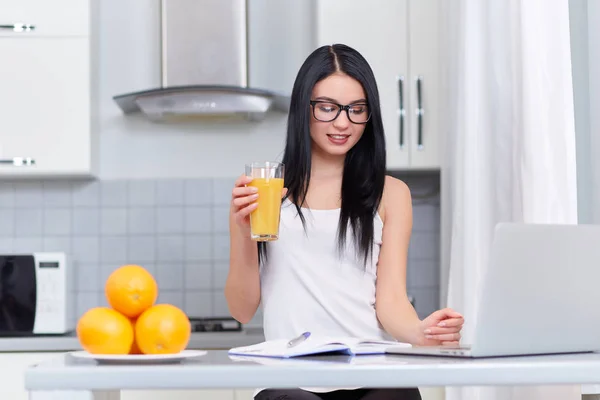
[315,0,410,170]
[0,0,89,37]
[314,0,440,170]
[0,37,94,177]
[0,352,64,400]
[407,0,440,169]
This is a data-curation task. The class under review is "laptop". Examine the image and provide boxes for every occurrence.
[386,222,600,358]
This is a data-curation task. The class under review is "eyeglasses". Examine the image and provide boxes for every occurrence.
[309,100,371,124]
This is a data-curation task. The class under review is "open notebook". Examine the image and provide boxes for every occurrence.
[228,332,412,358]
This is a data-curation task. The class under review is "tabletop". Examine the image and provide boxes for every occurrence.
[24,350,600,391]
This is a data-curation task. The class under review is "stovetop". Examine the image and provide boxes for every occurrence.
[189,317,242,333]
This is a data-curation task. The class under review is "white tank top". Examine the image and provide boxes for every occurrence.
[256,199,395,394]
[260,198,394,342]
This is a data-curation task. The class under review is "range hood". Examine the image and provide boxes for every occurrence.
[113,0,299,122]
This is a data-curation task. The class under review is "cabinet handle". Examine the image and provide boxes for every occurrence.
[415,75,424,150]
[397,75,405,149]
[0,23,35,32]
[0,158,35,166]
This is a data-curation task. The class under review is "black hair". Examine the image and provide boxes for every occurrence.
[258,43,386,266]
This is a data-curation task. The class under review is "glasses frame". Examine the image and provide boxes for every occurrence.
[309,100,372,124]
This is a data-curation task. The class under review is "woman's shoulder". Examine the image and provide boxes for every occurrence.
[379,175,412,222]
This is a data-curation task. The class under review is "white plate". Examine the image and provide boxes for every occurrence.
[69,350,207,365]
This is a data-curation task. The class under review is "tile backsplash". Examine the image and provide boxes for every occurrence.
[0,173,440,327]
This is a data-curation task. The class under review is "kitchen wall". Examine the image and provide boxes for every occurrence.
[0,174,439,327]
[0,0,441,329]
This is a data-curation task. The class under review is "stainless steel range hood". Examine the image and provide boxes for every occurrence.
[113,0,302,122]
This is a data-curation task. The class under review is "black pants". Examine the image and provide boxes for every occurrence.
[254,388,422,400]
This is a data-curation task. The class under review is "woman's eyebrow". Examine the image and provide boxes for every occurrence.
[314,96,368,104]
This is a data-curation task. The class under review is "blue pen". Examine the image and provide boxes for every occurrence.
[287,331,311,348]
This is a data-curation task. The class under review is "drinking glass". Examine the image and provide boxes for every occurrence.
[245,161,285,241]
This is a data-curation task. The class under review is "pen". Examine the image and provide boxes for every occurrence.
[287,331,311,348]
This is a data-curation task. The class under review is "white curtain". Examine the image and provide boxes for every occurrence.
[440,0,580,399]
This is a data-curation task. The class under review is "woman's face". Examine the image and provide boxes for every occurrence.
[309,73,369,158]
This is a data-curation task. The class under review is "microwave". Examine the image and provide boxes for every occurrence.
[0,252,74,336]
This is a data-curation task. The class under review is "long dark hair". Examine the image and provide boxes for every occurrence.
[259,44,386,266]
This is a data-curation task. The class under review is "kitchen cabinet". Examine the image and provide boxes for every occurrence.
[0,0,96,177]
[314,0,440,170]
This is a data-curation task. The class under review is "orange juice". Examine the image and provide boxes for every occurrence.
[248,177,284,241]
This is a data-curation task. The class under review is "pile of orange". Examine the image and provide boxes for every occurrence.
[76,264,191,355]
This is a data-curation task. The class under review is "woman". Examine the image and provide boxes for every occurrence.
[225,44,464,400]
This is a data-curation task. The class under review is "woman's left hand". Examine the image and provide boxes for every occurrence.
[418,308,464,346]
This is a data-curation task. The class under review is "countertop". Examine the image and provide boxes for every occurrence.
[0,328,265,353]
[25,350,600,391]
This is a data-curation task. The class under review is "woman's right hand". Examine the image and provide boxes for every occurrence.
[230,175,259,230]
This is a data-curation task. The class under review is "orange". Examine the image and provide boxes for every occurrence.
[129,317,143,355]
[105,264,158,318]
[129,337,143,355]
[135,304,191,355]
[76,307,134,355]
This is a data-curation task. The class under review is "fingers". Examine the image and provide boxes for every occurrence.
[232,186,258,202]
[425,332,461,342]
[233,202,258,224]
[231,175,258,224]
[441,341,460,346]
[424,326,461,336]
[234,174,253,188]
[437,317,464,328]
[436,307,463,319]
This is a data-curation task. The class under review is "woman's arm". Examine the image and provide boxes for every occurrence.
[224,175,262,324]
[375,176,424,345]
[375,176,464,345]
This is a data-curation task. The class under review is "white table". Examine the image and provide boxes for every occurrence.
[24,350,600,400]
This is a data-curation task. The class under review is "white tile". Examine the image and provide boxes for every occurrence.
[127,236,156,262]
[212,206,230,233]
[0,209,15,235]
[156,262,184,290]
[408,231,439,260]
[184,291,212,317]
[43,181,72,208]
[14,181,43,208]
[72,208,100,235]
[212,178,235,205]
[128,207,155,234]
[156,207,184,233]
[72,181,100,207]
[184,207,211,233]
[0,183,15,207]
[100,236,128,263]
[13,237,43,252]
[185,235,211,261]
[43,237,71,253]
[184,262,212,290]
[128,180,156,206]
[156,180,184,206]
[212,234,230,260]
[184,179,212,205]
[100,208,127,235]
[156,235,185,261]
[212,261,229,289]
[76,292,100,318]
[158,291,184,310]
[72,237,100,263]
[43,208,72,235]
[100,181,128,207]
[14,209,42,236]
[212,290,230,317]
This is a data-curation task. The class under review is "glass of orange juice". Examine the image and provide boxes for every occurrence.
[245,161,285,241]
